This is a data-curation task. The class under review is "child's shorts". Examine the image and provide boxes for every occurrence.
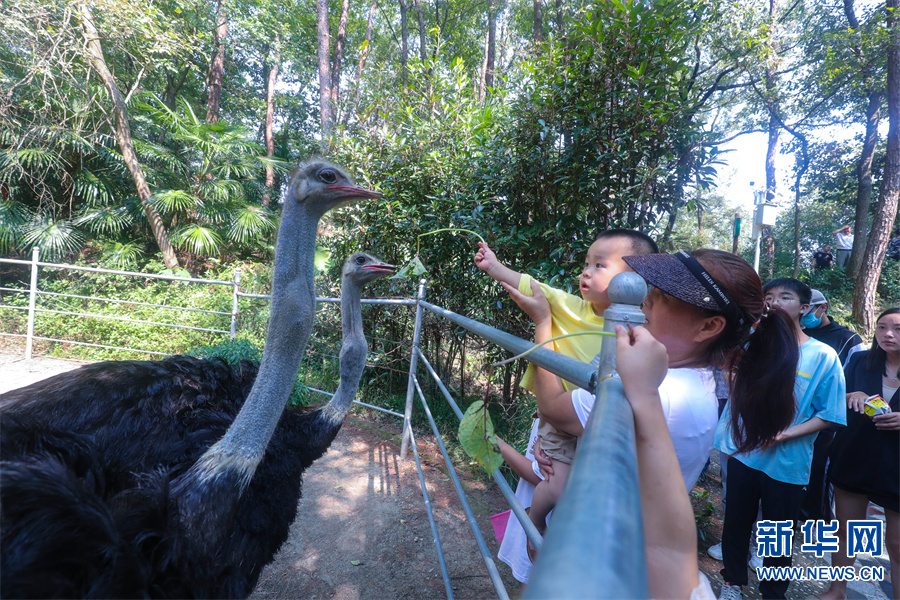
[538,419,577,464]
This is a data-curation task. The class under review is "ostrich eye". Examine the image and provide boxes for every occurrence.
[319,169,337,184]
[355,255,367,265]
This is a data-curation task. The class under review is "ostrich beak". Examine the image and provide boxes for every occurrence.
[361,262,396,274]
[327,184,383,200]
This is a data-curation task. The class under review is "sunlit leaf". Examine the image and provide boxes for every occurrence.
[172,224,223,255]
[390,256,429,279]
[458,401,503,475]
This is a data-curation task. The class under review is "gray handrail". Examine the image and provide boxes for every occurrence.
[523,378,648,599]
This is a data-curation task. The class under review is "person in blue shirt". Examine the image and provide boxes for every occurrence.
[715,278,846,600]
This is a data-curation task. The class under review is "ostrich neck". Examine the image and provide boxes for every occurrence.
[322,277,368,423]
[192,203,322,487]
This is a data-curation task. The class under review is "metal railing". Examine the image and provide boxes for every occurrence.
[0,250,650,598]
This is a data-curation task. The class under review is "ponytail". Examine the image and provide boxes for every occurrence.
[729,305,799,453]
[689,250,801,453]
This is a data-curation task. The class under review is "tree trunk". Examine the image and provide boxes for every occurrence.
[158,66,189,143]
[165,67,189,111]
[400,0,409,85]
[331,0,350,114]
[791,136,809,278]
[848,89,883,278]
[360,0,377,77]
[764,0,779,279]
[485,0,495,94]
[206,0,228,123]
[533,0,543,44]
[844,0,882,280]
[317,0,334,136]
[661,204,679,249]
[853,0,900,335]
[479,27,489,103]
[77,2,179,269]
[415,0,427,63]
[264,39,280,207]
[343,0,377,127]
[555,0,563,32]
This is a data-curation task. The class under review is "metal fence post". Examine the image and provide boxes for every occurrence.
[230,269,241,341]
[594,271,648,382]
[24,247,39,360]
[400,278,427,459]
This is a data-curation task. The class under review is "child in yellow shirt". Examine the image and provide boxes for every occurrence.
[474,229,658,547]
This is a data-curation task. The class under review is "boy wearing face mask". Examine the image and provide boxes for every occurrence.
[799,289,866,525]
[802,289,866,364]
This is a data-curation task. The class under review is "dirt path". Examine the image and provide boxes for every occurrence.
[0,353,518,599]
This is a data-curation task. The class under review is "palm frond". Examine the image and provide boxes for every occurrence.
[73,169,116,206]
[227,205,276,244]
[150,189,202,214]
[21,214,86,260]
[100,241,144,269]
[0,201,32,252]
[198,179,246,204]
[171,223,223,256]
[73,205,133,234]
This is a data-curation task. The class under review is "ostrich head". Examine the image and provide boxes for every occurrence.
[319,252,395,425]
[284,160,382,217]
[343,252,396,285]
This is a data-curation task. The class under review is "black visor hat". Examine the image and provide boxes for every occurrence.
[622,251,745,327]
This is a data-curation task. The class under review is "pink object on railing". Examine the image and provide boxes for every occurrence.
[489,510,511,544]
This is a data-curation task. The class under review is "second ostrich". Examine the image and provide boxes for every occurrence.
[0,163,392,598]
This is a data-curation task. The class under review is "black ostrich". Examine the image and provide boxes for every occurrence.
[0,162,393,599]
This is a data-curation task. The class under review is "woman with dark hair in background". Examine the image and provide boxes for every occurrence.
[818,307,900,600]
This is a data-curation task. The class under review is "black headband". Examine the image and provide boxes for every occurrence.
[674,251,745,327]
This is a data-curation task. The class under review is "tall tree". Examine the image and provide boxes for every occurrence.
[76,1,179,269]
[344,0,378,126]
[206,0,228,122]
[844,0,884,279]
[331,0,350,115]
[400,0,409,84]
[485,0,496,93]
[415,0,427,63]
[264,37,281,206]
[317,0,334,136]
[762,0,780,279]
[533,0,543,43]
[853,0,900,335]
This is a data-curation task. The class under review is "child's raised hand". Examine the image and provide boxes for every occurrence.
[474,242,498,274]
[615,325,668,401]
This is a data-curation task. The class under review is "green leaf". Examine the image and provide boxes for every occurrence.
[458,401,503,475]
[391,256,429,279]
[315,247,332,272]
[350,560,361,566]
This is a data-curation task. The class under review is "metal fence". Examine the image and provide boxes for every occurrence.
[0,249,649,598]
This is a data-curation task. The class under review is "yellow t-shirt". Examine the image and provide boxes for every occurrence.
[518,274,605,392]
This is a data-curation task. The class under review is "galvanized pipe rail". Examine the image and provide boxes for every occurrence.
[414,348,544,552]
